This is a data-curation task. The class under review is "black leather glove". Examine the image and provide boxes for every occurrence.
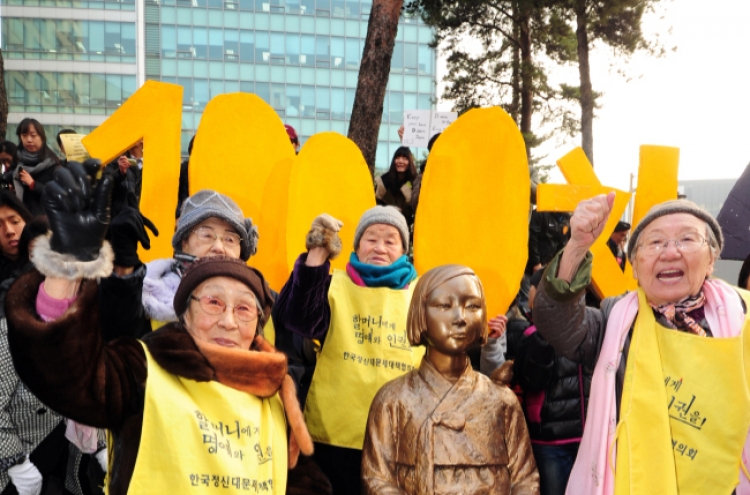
[108,200,158,267]
[43,161,113,262]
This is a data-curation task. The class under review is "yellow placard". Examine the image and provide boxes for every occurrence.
[254,156,294,292]
[413,107,529,319]
[537,145,680,300]
[189,93,296,226]
[59,134,90,162]
[285,132,376,274]
[632,145,679,228]
[82,81,183,261]
[537,148,633,299]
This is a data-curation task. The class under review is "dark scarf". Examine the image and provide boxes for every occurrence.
[15,147,58,200]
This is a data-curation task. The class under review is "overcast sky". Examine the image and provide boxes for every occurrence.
[438,0,750,191]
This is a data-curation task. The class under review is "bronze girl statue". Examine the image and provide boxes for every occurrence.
[362,264,539,494]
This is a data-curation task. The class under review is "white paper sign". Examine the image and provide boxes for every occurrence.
[402,110,432,148]
[402,110,457,148]
[430,112,457,138]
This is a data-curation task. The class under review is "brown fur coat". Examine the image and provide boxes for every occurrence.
[5,270,328,495]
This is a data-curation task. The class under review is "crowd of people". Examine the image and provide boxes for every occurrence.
[0,117,747,495]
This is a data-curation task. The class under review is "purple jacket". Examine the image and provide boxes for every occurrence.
[272,253,333,341]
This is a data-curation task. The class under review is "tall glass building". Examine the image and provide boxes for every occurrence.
[2,0,436,172]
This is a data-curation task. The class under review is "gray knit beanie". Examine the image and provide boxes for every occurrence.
[173,190,259,261]
[627,199,723,260]
[353,206,410,252]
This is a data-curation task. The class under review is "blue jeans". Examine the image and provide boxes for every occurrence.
[532,442,579,495]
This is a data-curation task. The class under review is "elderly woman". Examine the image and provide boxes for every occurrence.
[95,189,259,340]
[5,168,315,495]
[273,206,422,493]
[141,189,259,329]
[533,193,750,495]
[362,265,539,495]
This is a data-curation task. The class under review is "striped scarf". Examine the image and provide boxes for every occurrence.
[649,292,707,336]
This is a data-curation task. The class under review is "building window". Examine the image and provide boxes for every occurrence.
[6,0,135,10]
[6,71,136,114]
[1,18,136,63]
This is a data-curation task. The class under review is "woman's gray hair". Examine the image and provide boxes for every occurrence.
[705,222,721,262]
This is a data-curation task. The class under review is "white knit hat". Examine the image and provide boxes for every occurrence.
[173,190,258,261]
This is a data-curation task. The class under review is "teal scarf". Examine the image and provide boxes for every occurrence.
[348,252,417,289]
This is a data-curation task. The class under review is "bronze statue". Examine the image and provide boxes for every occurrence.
[362,265,540,494]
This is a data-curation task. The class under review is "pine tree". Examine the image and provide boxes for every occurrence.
[407,0,578,162]
[565,0,664,165]
[348,0,404,178]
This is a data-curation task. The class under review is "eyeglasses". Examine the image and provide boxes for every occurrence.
[637,233,707,255]
[189,295,257,322]
[191,226,242,249]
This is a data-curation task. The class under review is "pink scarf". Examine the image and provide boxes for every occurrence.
[566,279,750,495]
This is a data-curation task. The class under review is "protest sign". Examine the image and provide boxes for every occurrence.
[402,110,457,148]
[59,134,90,162]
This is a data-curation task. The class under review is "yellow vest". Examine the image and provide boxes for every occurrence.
[304,270,425,450]
[615,288,750,495]
[125,343,288,494]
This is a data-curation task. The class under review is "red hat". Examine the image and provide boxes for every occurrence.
[284,124,298,142]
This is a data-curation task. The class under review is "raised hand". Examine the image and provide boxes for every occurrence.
[311,213,343,233]
[557,192,616,283]
[568,192,616,251]
[108,201,159,267]
[488,314,508,339]
[306,213,344,265]
[43,161,113,261]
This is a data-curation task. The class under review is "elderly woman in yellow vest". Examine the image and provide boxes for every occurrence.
[532,193,750,495]
[273,205,423,493]
[95,188,260,341]
[363,264,540,494]
[4,167,315,495]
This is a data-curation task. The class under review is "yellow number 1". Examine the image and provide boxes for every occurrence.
[82,81,183,261]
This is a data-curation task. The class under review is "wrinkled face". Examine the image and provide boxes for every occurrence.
[394,156,409,173]
[424,275,484,356]
[181,217,242,259]
[21,125,43,153]
[632,213,715,306]
[0,206,25,260]
[355,224,404,266]
[183,276,259,350]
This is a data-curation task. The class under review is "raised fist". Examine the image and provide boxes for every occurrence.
[306,213,344,260]
[568,192,615,252]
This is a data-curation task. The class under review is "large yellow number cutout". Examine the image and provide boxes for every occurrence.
[537,145,678,299]
[83,81,183,261]
[188,93,297,225]
[414,107,530,319]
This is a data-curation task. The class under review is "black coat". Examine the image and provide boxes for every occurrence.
[514,328,592,442]
[526,211,570,275]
